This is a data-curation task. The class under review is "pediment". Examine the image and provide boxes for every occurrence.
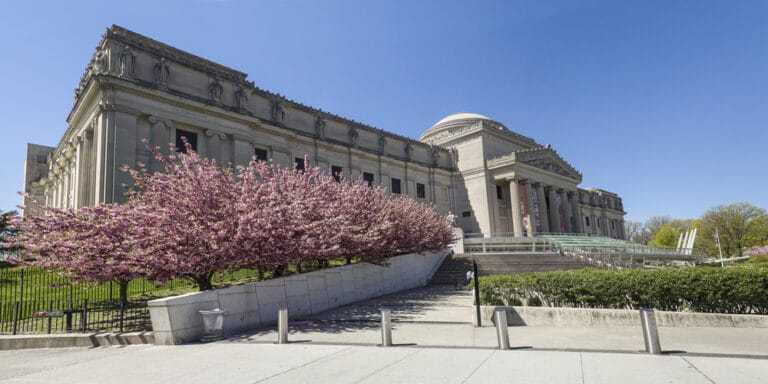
[517,148,582,181]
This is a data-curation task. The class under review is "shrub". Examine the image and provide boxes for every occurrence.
[479,266,768,314]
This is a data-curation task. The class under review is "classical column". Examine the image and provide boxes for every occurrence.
[509,179,523,237]
[547,187,561,233]
[561,189,572,233]
[205,130,222,163]
[571,191,584,234]
[523,180,535,237]
[535,183,549,233]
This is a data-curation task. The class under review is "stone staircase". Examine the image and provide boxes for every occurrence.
[429,252,591,285]
[429,253,474,286]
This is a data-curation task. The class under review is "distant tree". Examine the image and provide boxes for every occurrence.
[648,224,682,248]
[0,210,20,264]
[623,221,647,243]
[645,216,672,235]
[696,203,768,257]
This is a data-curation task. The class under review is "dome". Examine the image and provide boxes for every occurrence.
[420,112,503,142]
[430,112,492,128]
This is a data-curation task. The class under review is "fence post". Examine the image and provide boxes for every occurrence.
[119,301,125,333]
[473,259,481,327]
[12,301,19,335]
[47,300,53,334]
[81,299,88,333]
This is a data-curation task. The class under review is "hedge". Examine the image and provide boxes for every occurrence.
[478,266,768,315]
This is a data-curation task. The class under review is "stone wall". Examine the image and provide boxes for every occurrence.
[479,306,768,328]
[148,250,449,345]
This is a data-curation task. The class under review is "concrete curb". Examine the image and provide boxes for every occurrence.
[479,306,768,328]
[0,332,154,350]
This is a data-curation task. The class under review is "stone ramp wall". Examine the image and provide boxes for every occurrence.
[149,250,449,345]
[479,306,768,328]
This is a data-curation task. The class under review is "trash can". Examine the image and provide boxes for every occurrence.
[199,308,226,342]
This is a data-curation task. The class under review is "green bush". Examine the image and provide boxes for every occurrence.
[479,266,768,315]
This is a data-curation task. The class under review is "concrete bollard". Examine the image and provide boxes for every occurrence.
[494,308,511,350]
[639,308,661,354]
[381,308,393,347]
[278,308,289,344]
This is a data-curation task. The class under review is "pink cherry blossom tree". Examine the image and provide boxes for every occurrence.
[11,142,455,294]
[125,140,241,291]
[8,203,152,305]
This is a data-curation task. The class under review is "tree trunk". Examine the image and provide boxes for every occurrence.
[273,264,287,277]
[194,275,213,291]
[118,280,129,307]
[345,257,352,265]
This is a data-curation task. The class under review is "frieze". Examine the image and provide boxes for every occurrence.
[525,159,572,178]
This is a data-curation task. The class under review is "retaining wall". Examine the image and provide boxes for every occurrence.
[479,306,768,328]
[148,250,449,345]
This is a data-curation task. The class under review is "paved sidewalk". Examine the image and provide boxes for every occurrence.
[238,285,768,356]
[2,343,767,383]
[2,285,767,383]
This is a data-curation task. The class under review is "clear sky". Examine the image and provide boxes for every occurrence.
[1,0,766,223]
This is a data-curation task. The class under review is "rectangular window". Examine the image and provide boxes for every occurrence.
[295,157,305,173]
[611,220,615,230]
[416,183,426,198]
[585,216,590,226]
[462,211,472,218]
[597,218,601,228]
[496,186,503,200]
[175,129,198,153]
[363,172,374,187]
[391,178,401,194]
[331,165,343,182]
[254,148,268,161]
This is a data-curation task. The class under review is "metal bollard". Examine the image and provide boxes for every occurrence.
[494,308,511,350]
[381,308,393,347]
[278,308,289,344]
[639,308,661,354]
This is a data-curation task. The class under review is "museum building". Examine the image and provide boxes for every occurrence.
[24,26,626,239]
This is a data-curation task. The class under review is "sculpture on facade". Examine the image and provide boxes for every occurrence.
[378,135,386,154]
[209,78,224,103]
[271,101,285,122]
[404,143,413,161]
[314,116,326,138]
[118,45,135,78]
[348,126,358,147]
[153,58,170,86]
[234,86,248,110]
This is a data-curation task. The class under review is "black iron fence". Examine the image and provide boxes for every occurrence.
[0,267,196,335]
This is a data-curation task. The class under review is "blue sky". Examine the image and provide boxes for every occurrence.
[1,0,766,223]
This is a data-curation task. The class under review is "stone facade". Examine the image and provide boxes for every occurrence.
[24,25,625,238]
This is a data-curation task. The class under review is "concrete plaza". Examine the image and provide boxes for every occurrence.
[2,286,766,383]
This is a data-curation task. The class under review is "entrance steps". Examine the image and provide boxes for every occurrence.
[429,252,590,285]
